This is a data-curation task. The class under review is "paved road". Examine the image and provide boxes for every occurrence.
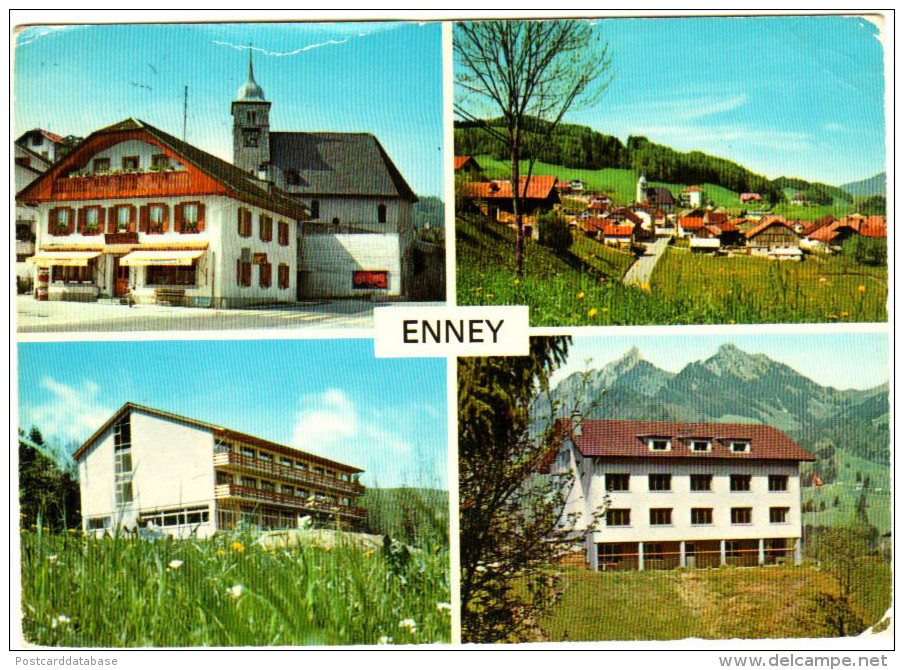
[16,295,380,333]
[622,237,670,288]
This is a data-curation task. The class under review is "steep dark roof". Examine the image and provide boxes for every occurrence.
[72,402,363,473]
[645,186,674,205]
[270,132,417,202]
[16,128,64,145]
[558,419,814,462]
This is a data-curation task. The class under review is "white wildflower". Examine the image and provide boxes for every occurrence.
[51,614,71,629]
[168,560,184,570]
[436,602,452,613]
[228,584,245,599]
[398,618,417,632]
[47,554,58,564]
[377,636,393,645]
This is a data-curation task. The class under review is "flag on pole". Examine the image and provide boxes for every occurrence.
[812,474,824,487]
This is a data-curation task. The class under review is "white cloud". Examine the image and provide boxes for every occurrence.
[290,389,440,488]
[23,377,115,446]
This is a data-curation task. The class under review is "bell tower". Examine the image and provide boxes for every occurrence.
[231,48,271,175]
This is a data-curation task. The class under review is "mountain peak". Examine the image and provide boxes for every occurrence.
[702,344,771,381]
[617,346,643,368]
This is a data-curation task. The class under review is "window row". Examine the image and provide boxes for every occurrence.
[605,473,789,492]
[236,260,291,289]
[91,153,173,173]
[236,207,290,246]
[606,506,791,527]
[48,202,204,236]
[222,473,352,506]
[647,437,750,454]
[294,197,388,225]
[214,440,353,483]
[137,505,210,528]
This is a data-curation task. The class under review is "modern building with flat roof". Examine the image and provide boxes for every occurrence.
[73,403,365,538]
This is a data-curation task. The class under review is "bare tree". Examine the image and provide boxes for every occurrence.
[454,20,612,273]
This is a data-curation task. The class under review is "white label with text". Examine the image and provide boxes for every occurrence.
[374,306,529,357]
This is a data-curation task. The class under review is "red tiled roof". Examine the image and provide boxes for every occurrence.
[685,185,703,192]
[556,181,570,189]
[453,156,473,171]
[740,192,762,201]
[467,175,558,200]
[559,419,814,462]
[18,128,65,145]
[809,216,887,242]
[600,224,635,237]
[679,216,706,230]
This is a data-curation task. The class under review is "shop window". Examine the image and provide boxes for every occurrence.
[146,265,197,287]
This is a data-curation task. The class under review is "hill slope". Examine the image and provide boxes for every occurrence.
[841,172,886,197]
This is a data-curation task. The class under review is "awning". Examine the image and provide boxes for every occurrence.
[119,249,205,267]
[28,251,102,267]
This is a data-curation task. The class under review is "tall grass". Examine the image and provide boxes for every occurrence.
[21,527,451,647]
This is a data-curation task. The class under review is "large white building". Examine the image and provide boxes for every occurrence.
[14,130,57,280]
[230,52,418,297]
[17,119,307,307]
[73,403,366,539]
[548,419,815,571]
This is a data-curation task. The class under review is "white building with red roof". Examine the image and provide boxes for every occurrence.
[547,419,814,571]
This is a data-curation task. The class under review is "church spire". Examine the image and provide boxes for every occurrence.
[235,44,266,101]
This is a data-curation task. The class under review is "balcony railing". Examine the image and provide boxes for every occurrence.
[214,483,366,519]
[52,171,192,199]
[213,450,365,496]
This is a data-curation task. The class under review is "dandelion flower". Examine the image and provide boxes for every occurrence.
[640,282,651,291]
[729,319,735,325]
[378,636,393,645]
[588,308,598,318]
[475,287,483,292]
[168,560,184,570]
[858,285,866,292]
[513,279,520,286]
[47,554,58,564]
[841,311,849,317]
[216,549,226,557]
[228,584,244,599]
[601,307,609,313]
[437,603,452,613]
[577,292,585,300]
[231,541,245,553]
[366,550,375,557]
[398,618,417,632]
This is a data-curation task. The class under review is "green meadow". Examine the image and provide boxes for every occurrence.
[21,528,451,647]
[456,212,888,325]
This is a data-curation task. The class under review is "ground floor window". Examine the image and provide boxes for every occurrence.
[259,262,272,288]
[145,264,197,286]
[237,259,252,287]
[51,263,95,284]
[138,505,210,528]
[86,517,110,531]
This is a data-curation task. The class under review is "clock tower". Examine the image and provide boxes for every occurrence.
[231,49,271,176]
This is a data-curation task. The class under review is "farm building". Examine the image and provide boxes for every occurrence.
[744,217,802,260]
[466,175,560,223]
[547,419,814,571]
[740,192,762,204]
[454,155,483,177]
[73,403,366,538]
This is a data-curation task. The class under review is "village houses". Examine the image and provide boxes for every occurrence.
[547,419,814,571]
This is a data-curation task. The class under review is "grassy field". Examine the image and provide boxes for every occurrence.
[650,247,888,324]
[21,528,451,647]
[802,451,891,534]
[470,155,857,218]
[456,212,888,325]
[538,562,891,642]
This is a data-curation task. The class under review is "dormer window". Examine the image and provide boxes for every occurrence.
[729,440,751,454]
[93,158,110,173]
[648,438,671,452]
[286,169,300,186]
[122,156,140,172]
[151,153,170,169]
[690,439,712,453]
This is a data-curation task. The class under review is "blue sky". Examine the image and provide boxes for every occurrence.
[550,331,889,391]
[14,21,444,197]
[458,15,885,186]
[17,339,448,489]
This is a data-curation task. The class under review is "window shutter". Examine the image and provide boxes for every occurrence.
[128,205,137,232]
[98,207,106,234]
[77,208,86,234]
[67,207,76,234]
[48,207,59,236]
[160,204,169,233]
[237,208,243,236]
[108,207,117,233]
[139,205,149,233]
[174,203,183,234]
[196,203,205,232]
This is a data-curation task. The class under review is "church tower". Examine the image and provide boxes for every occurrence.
[231,49,271,176]
[636,174,648,204]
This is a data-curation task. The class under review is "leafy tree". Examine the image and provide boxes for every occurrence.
[805,593,867,637]
[458,336,603,642]
[815,524,872,598]
[454,20,612,274]
[857,195,886,216]
[19,428,81,531]
[537,211,572,254]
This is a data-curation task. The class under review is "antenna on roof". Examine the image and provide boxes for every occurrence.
[182,85,188,142]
